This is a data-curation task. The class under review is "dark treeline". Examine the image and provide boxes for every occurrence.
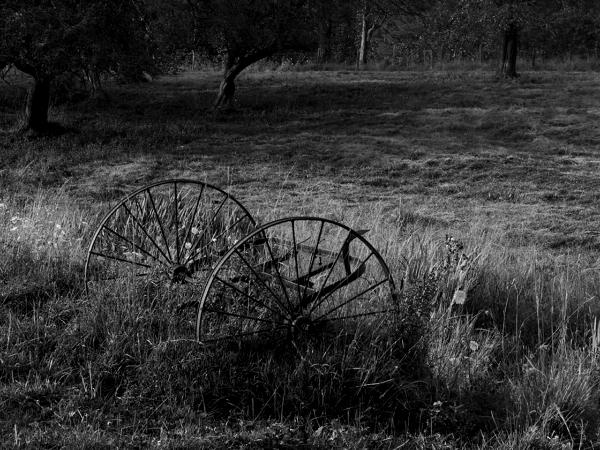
[2,0,600,133]
[315,0,600,74]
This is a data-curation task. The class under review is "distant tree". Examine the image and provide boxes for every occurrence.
[544,0,600,62]
[0,0,157,134]
[356,0,388,69]
[355,0,436,69]
[359,0,599,69]
[491,0,527,77]
[492,0,563,77]
[448,0,495,62]
[144,0,200,72]
[314,0,356,64]
[188,0,318,109]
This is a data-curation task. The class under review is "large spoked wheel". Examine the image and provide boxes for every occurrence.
[196,217,399,345]
[85,180,256,336]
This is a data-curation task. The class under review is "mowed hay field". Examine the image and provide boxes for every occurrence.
[2,69,600,448]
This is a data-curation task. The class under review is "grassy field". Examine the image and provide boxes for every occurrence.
[2,68,600,448]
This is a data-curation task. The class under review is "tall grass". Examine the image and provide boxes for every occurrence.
[2,67,600,446]
[1,188,599,447]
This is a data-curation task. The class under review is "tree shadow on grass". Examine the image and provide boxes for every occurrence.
[82,73,574,155]
[0,71,595,205]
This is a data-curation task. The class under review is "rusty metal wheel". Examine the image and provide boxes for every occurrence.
[85,180,256,335]
[196,217,399,344]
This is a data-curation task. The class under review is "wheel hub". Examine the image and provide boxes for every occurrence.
[286,313,313,336]
[171,265,191,283]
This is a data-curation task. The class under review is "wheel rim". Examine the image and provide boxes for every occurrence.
[85,180,256,338]
[196,217,399,344]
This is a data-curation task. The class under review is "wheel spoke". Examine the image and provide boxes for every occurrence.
[146,188,174,263]
[301,220,324,304]
[291,221,302,304]
[102,225,168,266]
[90,251,152,270]
[214,275,282,317]
[184,213,248,266]
[308,251,375,316]
[123,199,172,265]
[183,195,229,265]
[180,184,205,262]
[233,247,291,314]
[305,230,352,313]
[261,231,293,312]
[130,195,153,253]
[174,181,180,264]
[312,278,389,323]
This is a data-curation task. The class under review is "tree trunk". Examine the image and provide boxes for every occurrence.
[214,53,242,110]
[357,1,368,69]
[21,77,51,133]
[215,74,237,110]
[87,70,109,102]
[499,23,519,78]
[214,49,276,109]
[424,49,433,70]
[317,20,332,64]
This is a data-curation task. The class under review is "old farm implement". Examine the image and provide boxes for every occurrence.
[85,180,399,344]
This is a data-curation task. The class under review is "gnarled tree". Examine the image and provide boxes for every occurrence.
[0,0,157,134]
[355,0,436,69]
[189,0,318,109]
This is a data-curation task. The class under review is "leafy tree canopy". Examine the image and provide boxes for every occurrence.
[184,0,319,107]
[0,0,158,133]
